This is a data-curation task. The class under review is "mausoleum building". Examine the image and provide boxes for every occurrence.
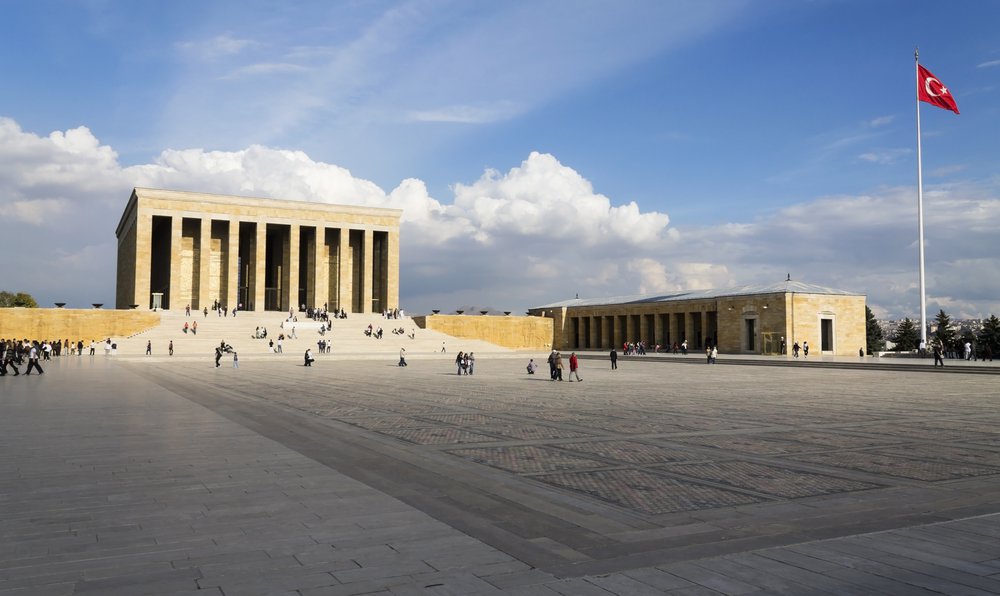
[529,281,866,357]
[116,188,400,313]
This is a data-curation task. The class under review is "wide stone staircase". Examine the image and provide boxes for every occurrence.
[110,310,510,361]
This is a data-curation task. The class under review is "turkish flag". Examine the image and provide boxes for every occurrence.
[918,65,960,114]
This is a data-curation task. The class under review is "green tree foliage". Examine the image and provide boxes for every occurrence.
[892,317,920,351]
[978,315,1000,358]
[933,309,956,350]
[865,306,884,355]
[0,291,38,308]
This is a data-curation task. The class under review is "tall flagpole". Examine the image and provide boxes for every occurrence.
[915,47,928,344]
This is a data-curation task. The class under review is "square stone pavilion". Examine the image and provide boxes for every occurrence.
[115,188,401,313]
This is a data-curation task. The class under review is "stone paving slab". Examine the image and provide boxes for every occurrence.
[3,355,1000,594]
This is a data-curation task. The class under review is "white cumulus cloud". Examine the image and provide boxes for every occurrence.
[2,116,999,318]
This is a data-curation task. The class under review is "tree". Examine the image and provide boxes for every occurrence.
[892,317,920,351]
[933,309,956,349]
[0,291,38,308]
[865,306,884,355]
[978,315,1000,358]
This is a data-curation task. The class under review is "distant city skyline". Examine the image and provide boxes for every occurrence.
[1,1,998,317]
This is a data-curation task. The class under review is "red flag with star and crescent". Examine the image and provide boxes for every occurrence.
[917,65,959,114]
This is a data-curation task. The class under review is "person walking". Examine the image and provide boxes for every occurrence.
[25,344,44,375]
[192,320,198,336]
[145,340,152,356]
[304,348,314,366]
[232,351,239,368]
[168,340,174,356]
[398,347,407,367]
[710,346,718,364]
[214,346,223,368]
[468,352,475,375]
[609,348,618,370]
[554,351,564,381]
[568,352,582,381]
[1,341,19,376]
[933,343,945,367]
[803,341,809,358]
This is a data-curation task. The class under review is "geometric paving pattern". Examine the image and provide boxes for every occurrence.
[556,440,703,465]
[662,434,817,455]
[785,450,1000,481]
[533,469,768,515]
[375,427,501,445]
[656,460,884,498]
[447,445,608,474]
[230,358,1000,517]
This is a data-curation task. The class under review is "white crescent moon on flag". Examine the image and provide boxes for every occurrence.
[925,77,943,97]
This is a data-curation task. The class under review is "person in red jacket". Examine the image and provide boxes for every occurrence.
[568,352,582,382]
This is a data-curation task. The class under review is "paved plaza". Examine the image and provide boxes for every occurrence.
[3,353,1000,594]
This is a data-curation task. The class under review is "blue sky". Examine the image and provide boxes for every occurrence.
[1,0,998,319]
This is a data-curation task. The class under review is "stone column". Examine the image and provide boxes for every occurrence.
[312,227,329,311]
[135,214,152,308]
[168,216,183,310]
[639,312,649,345]
[701,311,710,347]
[613,316,624,348]
[685,312,695,347]
[387,229,400,311]
[338,228,352,312]
[254,223,266,311]
[227,219,240,310]
[198,218,212,309]
[589,316,599,349]
[669,312,679,346]
[287,223,300,312]
[654,313,664,348]
[362,228,374,313]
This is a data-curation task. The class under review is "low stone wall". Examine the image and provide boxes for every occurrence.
[0,308,160,342]
[413,314,552,350]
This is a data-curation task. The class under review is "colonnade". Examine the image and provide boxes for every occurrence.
[117,189,401,313]
[564,310,719,350]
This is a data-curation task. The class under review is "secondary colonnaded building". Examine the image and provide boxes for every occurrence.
[529,280,866,357]
[116,188,401,313]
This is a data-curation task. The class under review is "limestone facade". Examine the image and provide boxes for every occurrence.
[413,315,553,350]
[0,308,159,342]
[116,188,401,313]
[529,281,866,357]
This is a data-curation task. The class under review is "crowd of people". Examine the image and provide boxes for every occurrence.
[0,337,122,376]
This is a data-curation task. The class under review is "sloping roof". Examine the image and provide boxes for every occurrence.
[531,280,863,309]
